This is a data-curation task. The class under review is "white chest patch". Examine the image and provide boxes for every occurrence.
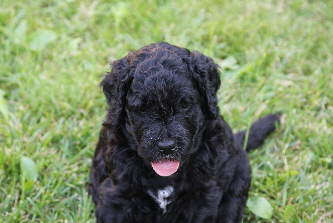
[148,186,174,213]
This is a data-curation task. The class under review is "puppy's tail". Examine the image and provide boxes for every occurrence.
[235,113,281,152]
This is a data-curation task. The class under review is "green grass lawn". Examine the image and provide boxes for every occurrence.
[1,0,332,222]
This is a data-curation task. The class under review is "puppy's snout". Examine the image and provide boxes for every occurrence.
[157,140,176,154]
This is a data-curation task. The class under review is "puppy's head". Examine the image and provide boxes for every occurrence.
[101,42,221,176]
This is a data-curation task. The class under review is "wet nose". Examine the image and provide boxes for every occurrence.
[157,140,176,154]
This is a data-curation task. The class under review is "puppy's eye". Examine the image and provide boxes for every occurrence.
[179,99,191,110]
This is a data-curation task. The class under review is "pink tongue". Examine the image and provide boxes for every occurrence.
[151,161,180,176]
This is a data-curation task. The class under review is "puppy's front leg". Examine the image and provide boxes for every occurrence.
[217,151,251,223]
[95,180,156,223]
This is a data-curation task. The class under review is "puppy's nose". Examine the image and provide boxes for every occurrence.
[157,140,176,154]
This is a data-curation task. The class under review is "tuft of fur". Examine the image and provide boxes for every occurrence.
[88,42,280,223]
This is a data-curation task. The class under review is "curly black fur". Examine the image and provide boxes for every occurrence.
[88,42,280,223]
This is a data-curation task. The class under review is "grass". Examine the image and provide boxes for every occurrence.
[0,0,332,222]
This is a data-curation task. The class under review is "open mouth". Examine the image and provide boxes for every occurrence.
[151,160,180,177]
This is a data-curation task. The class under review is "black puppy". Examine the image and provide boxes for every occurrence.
[88,42,280,223]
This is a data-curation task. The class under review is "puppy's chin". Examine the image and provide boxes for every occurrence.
[151,160,180,177]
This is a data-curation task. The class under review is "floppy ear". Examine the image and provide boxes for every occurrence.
[188,51,221,119]
[101,57,133,128]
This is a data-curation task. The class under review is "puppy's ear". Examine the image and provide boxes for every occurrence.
[189,51,221,119]
[101,57,133,127]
